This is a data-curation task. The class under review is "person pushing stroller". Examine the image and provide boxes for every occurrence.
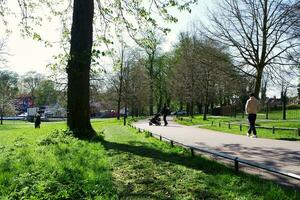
[161,104,170,126]
[149,112,161,126]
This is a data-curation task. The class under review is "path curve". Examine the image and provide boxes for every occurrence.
[133,117,300,188]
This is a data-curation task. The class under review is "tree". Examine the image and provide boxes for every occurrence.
[135,29,162,115]
[0,70,18,125]
[2,0,197,138]
[202,0,299,98]
[66,0,196,137]
[35,80,58,106]
[21,71,44,101]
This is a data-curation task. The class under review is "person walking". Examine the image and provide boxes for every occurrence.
[34,112,41,128]
[161,104,170,126]
[245,93,260,138]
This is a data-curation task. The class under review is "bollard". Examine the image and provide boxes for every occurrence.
[234,157,239,172]
[170,140,174,147]
[240,123,242,131]
[160,135,162,141]
[190,147,194,157]
[272,126,275,134]
[228,122,231,129]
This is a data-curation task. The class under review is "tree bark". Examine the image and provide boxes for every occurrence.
[0,104,3,125]
[190,101,194,118]
[117,58,124,120]
[254,68,263,99]
[66,0,95,138]
[203,104,208,120]
[196,102,202,114]
[282,88,287,120]
[0,110,3,125]
[149,54,154,115]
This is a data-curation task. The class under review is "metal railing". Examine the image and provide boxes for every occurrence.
[129,124,300,181]
[181,119,300,136]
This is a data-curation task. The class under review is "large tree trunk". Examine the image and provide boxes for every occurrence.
[66,0,95,138]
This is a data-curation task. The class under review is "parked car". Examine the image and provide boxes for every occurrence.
[172,110,187,116]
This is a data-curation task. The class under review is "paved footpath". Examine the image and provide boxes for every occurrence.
[133,117,300,187]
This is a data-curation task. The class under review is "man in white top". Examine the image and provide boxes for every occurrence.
[245,93,260,138]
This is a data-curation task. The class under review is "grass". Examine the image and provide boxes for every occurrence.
[256,109,300,120]
[0,119,300,199]
[176,115,300,141]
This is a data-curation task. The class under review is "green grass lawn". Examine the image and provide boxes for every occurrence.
[0,119,299,199]
[176,115,300,141]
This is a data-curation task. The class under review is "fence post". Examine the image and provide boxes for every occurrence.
[170,140,174,147]
[234,157,239,172]
[240,123,242,131]
[211,121,214,126]
[160,135,162,141]
[272,126,275,134]
[228,122,231,129]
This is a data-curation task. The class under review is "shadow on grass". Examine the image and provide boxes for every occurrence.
[102,140,300,196]
[94,136,300,198]
[100,139,228,175]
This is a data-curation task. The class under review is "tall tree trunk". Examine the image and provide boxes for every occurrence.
[282,88,287,120]
[179,101,183,111]
[186,102,190,115]
[210,103,214,115]
[0,104,3,125]
[117,57,124,120]
[157,85,163,113]
[203,104,208,120]
[149,55,154,115]
[67,0,95,138]
[0,108,3,125]
[196,102,202,114]
[190,101,194,118]
[254,68,263,99]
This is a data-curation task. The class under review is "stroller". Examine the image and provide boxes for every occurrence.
[149,113,161,126]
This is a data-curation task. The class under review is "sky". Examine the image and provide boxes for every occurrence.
[1,1,297,97]
[1,1,215,75]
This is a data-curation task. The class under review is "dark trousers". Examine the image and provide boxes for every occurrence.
[248,114,257,135]
[163,115,168,125]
